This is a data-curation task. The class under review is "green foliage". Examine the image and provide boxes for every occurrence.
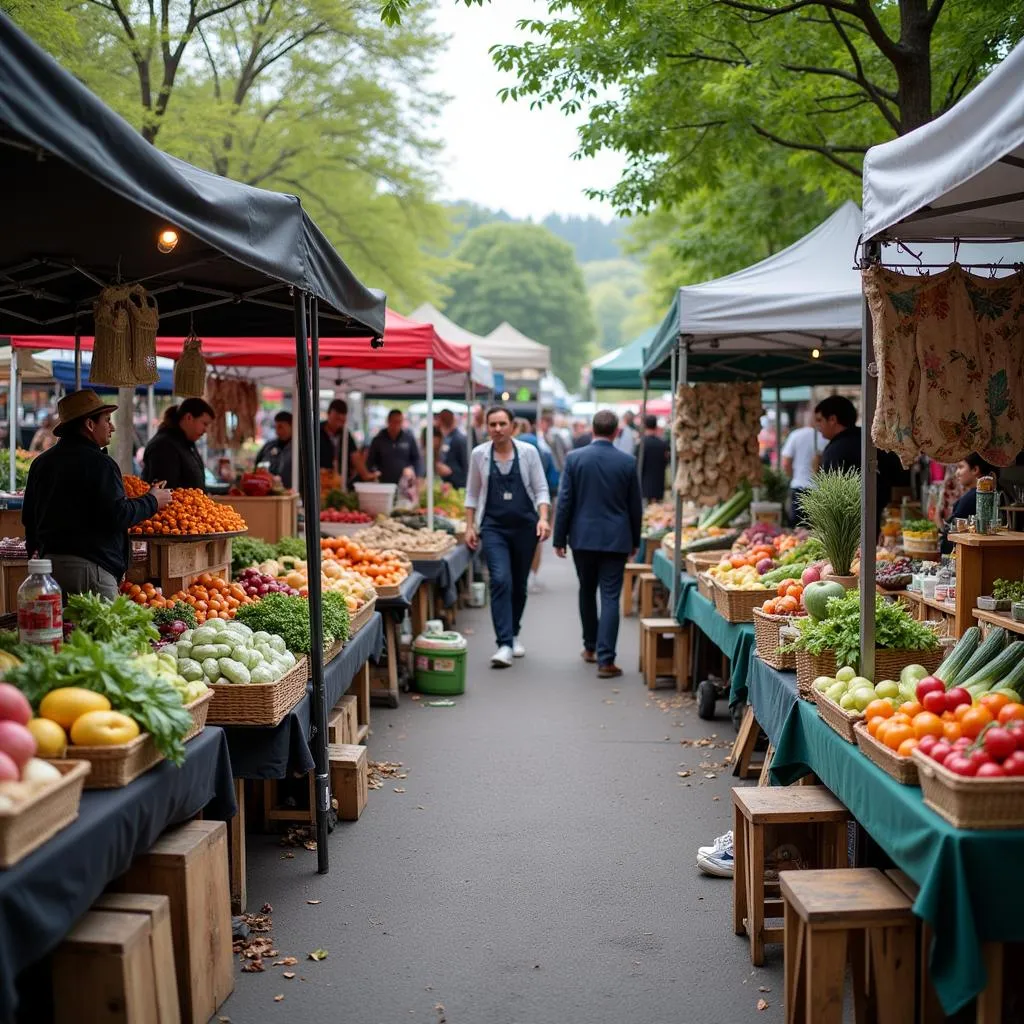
[232,537,276,576]
[275,535,308,560]
[152,602,198,630]
[993,579,1024,603]
[583,260,650,352]
[64,594,159,652]
[903,519,937,533]
[443,223,597,382]
[760,465,790,507]
[234,591,349,652]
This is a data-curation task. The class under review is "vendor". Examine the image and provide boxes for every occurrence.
[367,409,424,487]
[142,398,214,490]
[320,398,374,486]
[437,409,468,489]
[255,411,293,489]
[940,454,999,553]
[22,390,171,600]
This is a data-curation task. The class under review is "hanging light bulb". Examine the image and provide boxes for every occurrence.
[501,391,510,402]
[811,347,821,359]
[157,228,180,254]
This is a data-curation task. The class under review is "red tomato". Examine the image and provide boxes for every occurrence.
[945,754,977,776]
[968,748,993,768]
[983,726,1017,763]
[929,740,953,765]
[998,703,1024,725]
[1001,751,1024,776]
[952,737,973,751]
[916,677,945,703]
[922,690,948,715]
[945,687,972,711]
[976,762,1007,778]
[916,734,939,755]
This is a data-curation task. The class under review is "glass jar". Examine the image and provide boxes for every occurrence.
[17,558,63,653]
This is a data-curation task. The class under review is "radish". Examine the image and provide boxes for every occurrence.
[801,565,821,585]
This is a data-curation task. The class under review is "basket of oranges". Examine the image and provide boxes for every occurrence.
[129,488,247,538]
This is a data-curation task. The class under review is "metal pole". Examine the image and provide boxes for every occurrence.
[8,348,16,492]
[672,343,686,613]
[669,344,679,613]
[426,356,434,530]
[74,322,82,391]
[669,348,678,485]
[774,387,782,471]
[293,374,302,500]
[293,291,329,874]
[860,242,881,682]
[638,375,649,485]
[310,297,320,474]
[147,385,156,443]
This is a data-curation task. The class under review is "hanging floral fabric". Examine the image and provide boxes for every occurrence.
[864,264,1024,467]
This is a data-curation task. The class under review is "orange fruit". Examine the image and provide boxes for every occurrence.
[883,723,915,751]
[942,721,962,742]
[897,737,919,758]
[868,716,886,739]
[899,701,923,719]
[998,703,1024,725]
[961,706,993,740]
[865,700,895,721]
[979,693,1011,716]
[912,712,944,740]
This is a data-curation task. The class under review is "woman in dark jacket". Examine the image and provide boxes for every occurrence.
[142,398,214,490]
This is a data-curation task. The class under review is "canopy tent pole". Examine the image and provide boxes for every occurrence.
[638,375,649,488]
[74,322,82,391]
[426,356,434,530]
[293,291,330,874]
[775,387,782,471]
[310,299,320,474]
[292,374,302,501]
[671,343,686,615]
[859,243,881,682]
[8,348,16,492]
[114,387,133,475]
[147,385,156,443]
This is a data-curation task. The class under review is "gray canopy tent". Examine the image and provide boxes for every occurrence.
[0,11,387,873]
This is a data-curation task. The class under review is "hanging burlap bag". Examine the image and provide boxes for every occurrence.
[127,284,159,385]
[91,284,135,387]
[174,332,207,397]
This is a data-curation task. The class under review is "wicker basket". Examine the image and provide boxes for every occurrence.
[753,608,797,670]
[91,284,135,387]
[349,596,377,636]
[183,689,214,742]
[127,284,159,384]
[853,722,919,785]
[686,551,727,576]
[206,656,309,727]
[794,649,836,700]
[794,646,944,702]
[912,748,1024,829]
[0,760,91,867]
[696,573,714,602]
[68,733,163,789]
[324,639,343,664]
[815,690,863,743]
[376,581,403,600]
[173,332,207,397]
[713,582,770,623]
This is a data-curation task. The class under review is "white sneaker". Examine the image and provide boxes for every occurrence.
[697,831,735,878]
[527,573,543,594]
[512,636,526,658]
[697,830,733,859]
[490,645,513,668]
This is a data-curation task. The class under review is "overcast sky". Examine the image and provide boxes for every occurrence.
[428,0,625,222]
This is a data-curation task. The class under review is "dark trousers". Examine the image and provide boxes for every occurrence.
[789,487,811,528]
[572,550,628,666]
[481,525,538,647]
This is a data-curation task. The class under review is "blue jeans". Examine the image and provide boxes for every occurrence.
[481,524,537,647]
[572,550,627,666]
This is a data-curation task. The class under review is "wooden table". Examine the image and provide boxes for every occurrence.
[949,531,1024,638]
[211,494,297,544]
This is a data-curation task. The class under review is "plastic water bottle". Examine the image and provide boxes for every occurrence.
[17,559,63,653]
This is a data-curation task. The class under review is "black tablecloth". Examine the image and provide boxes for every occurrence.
[375,572,425,616]
[412,544,472,607]
[223,613,384,780]
[1,727,236,1019]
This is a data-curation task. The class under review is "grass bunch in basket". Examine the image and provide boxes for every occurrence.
[782,590,940,671]
[801,468,861,576]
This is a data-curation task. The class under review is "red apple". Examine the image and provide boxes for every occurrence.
[0,683,31,726]
[922,690,947,715]
[916,677,946,703]
[0,720,36,768]
[0,750,17,781]
[801,566,821,586]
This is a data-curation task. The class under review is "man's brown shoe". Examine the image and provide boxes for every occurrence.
[581,649,597,663]
[597,664,623,679]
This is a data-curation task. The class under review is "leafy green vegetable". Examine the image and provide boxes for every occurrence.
[234,592,350,653]
[903,519,937,533]
[232,536,276,576]
[761,464,790,506]
[65,593,158,651]
[782,591,940,671]
[7,632,192,764]
[778,537,825,566]
[993,578,1024,602]
[152,602,198,630]
[323,488,358,511]
[275,535,308,559]
[801,468,861,575]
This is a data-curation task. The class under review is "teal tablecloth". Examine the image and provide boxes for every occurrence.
[770,681,1024,1014]
[651,550,754,705]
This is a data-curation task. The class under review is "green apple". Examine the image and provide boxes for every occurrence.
[840,691,860,711]
[874,679,900,700]
[900,663,929,687]
[826,682,848,703]
[813,676,836,693]
[850,676,874,691]
[836,666,857,683]
[851,686,877,712]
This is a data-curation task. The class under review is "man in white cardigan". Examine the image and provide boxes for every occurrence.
[464,406,551,668]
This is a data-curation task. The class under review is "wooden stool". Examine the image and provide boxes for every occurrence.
[115,820,233,1024]
[637,573,659,619]
[53,910,163,1024]
[781,868,915,1024]
[639,618,689,690]
[622,562,648,618]
[884,869,944,1024]
[329,742,369,821]
[733,785,849,966]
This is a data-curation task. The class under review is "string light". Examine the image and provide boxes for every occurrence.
[157,228,179,254]
[501,391,510,401]
[811,347,821,359]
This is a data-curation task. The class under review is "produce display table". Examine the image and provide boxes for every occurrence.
[412,543,472,610]
[212,493,298,544]
[222,613,384,780]
[372,573,425,707]
[747,653,1024,1014]
[652,551,754,704]
[1,726,236,1019]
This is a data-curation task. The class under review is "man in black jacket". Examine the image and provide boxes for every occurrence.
[142,397,213,490]
[436,409,468,489]
[23,390,171,600]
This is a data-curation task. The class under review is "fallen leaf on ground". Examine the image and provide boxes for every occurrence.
[394,787,406,793]
[273,958,298,966]
[273,994,284,1003]
[757,999,769,1011]
[261,903,273,914]
[308,949,329,961]
[241,960,264,973]
[283,972,296,980]
[410,694,421,700]
[303,840,317,851]
[759,986,771,992]
[306,900,321,905]
[677,770,691,778]
[712,796,720,801]
[704,772,717,779]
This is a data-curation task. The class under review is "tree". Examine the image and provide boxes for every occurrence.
[582,259,649,351]
[443,223,597,383]
[7,0,453,309]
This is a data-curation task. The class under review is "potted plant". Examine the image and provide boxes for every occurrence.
[902,517,939,555]
[801,468,861,589]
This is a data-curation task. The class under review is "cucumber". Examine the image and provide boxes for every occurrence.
[950,627,1008,688]
[996,654,1024,697]
[682,531,739,554]
[960,640,1024,694]
[936,626,981,686]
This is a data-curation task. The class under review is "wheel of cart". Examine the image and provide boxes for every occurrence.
[696,676,727,720]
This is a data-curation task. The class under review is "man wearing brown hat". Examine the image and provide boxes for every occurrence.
[22,390,171,600]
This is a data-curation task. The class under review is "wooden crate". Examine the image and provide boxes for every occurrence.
[0,507,24,539]
[211,494,297,545]
[348,662,370,743]
[93,893,181,1024]
[329,743,368,821]
[0,558,26,615]
[146,536,235,595]
[53,911,163,1024]
[115,820,234,1024]
[329,694,358,745]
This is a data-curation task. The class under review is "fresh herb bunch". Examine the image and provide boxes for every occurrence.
[801,468,861,576]
[993,578,1024,602]
[783,590,939,670]
[7,631,192,763]
[903,518,937,533]
[235,591,350,653]
[232,536,276,576]
[323,488,358,511]
[761,464,790,506]
[64,593,159,651]
[275,535,307,560]
[152,602,198,630]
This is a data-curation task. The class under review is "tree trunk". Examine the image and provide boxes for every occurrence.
[895,0,934,133]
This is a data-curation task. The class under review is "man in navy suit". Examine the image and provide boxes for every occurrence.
[553,409,643,678]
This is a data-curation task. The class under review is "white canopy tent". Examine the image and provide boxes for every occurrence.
[407,303,486,347]
[480,322,551,374]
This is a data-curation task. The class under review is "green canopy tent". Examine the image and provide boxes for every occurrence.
[591,327,663,391]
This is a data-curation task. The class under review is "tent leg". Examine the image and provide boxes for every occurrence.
[638,376,648,487]
[671,344,687,616]
[426,357,434,530]
[294,292,330,874]
[8,349,16,492]
[669,346,679,613]
[860,247,879,682]
[310,298,320,473]
[147,385,156,443]
[774,387,782,472]
[74,323,82,392]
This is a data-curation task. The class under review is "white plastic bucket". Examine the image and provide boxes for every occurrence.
[468,581,487,607]
[354,482,397,516]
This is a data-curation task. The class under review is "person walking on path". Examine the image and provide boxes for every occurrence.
[554,409,642,678]
[639,414,669,502]
[465,406,551,669]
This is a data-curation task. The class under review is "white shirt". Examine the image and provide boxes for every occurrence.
[464,439,551,514]
[614,424,638,455]
[781,426,827,489]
